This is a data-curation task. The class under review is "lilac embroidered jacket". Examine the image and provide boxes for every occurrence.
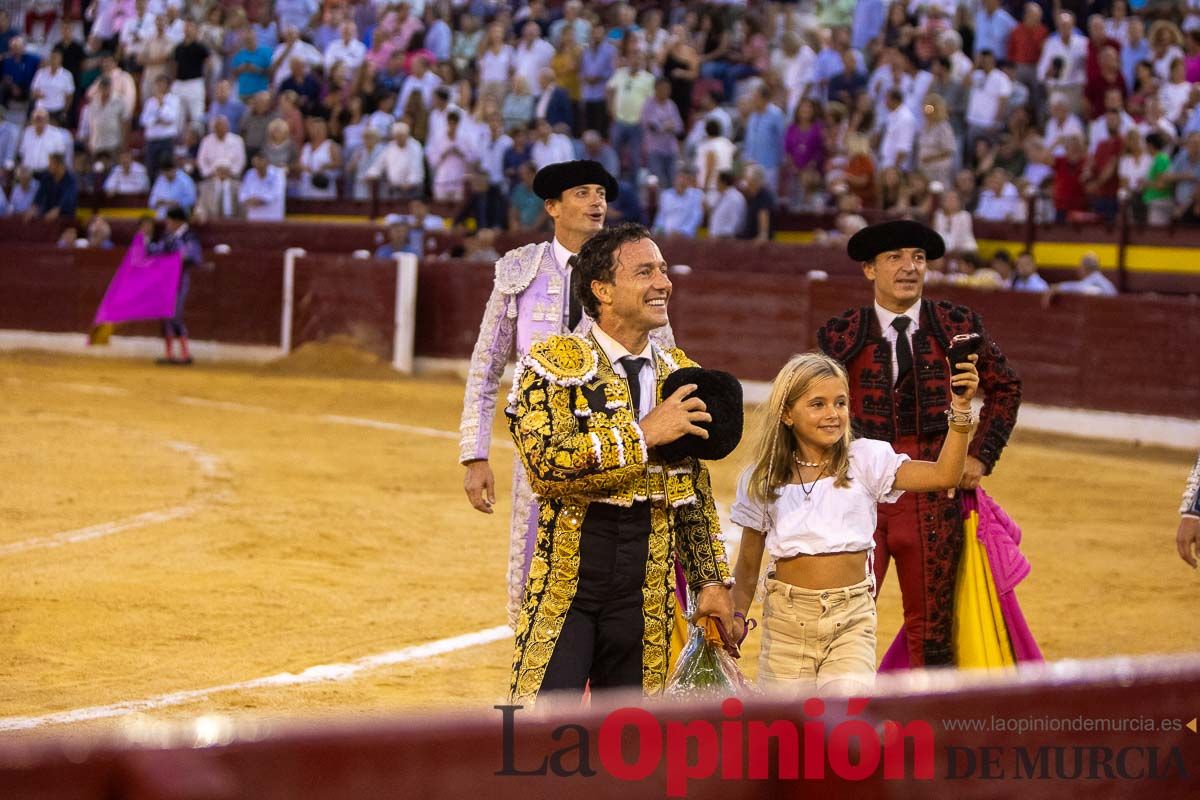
[459,240,675,464]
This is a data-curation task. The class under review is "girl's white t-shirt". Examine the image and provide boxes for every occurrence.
[731,438,910,560]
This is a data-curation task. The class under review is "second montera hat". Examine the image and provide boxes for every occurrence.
[846,219,946,262]
[533,159,620,201]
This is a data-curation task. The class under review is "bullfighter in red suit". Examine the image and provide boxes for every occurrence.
[817,220,1021,666]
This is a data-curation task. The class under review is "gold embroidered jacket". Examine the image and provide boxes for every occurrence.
[504,332,730,703]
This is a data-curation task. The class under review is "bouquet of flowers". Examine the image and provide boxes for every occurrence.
[665,616,756,699]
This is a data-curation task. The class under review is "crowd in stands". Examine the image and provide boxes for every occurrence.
[1,0,1198,267]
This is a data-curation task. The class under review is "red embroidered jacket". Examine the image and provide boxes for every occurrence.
[817,299,1022,473]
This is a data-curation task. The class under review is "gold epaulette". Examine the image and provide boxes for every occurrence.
[523,334,598,387]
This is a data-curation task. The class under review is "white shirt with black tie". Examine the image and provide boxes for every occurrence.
[591,323,656,421]
[873,300,921,386]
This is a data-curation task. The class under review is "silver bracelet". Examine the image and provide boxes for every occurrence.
[945,407,976,425]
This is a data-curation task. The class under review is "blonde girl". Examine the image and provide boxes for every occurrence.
[729,352,978,695]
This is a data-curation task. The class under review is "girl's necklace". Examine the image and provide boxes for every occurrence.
[792,453,827,468]
[795,461,827,502]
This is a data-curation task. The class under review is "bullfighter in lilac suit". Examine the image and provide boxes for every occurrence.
[459,160,675,624]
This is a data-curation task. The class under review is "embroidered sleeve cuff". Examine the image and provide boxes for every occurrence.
[687,569,732,593]
[459,440,490,465]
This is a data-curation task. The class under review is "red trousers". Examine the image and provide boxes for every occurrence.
[872,434,961,667]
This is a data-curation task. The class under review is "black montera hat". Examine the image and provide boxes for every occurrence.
[847,219,946,262]
[533,159,619,201]
[657,367,743,462]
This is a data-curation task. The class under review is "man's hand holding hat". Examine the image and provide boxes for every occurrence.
[643,367,744,462]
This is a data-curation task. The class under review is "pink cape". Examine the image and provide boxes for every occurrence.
[878,488,1043,671]
[91,233,183,327]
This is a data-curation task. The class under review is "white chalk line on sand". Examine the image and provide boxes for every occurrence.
[1,425,229,557]
[2,378,132,397]
[13,383,478,445]
[8,388,506,556]
[176,395,513,450]
[0,625,514,732]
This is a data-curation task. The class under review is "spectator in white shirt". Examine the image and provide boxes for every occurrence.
[966,50,1013,147]
[239,151,286,221]
[653,168,705,237]
[1149,20,1185,82]
[694,118,737,200]
[879,88,918,169]
[684,89,734,157]
[974,167,1026,221]
[365,91,398,138]
[938,29,976,82]
[1139,96,1178,145]
[348,124,385,199]
[139,74,181,177]
[118,0,156,61]
[867,49,912,125]
[104,150,150,195]
[196,115,246,178]
[18,108,71,172]
[1037,12,1088,106]
[1118,128,1152,195]
[1048,252,1118,296]
[636,8,669,61]
[773,29,817,121]
[476,22,514,100]
[529,118,574,170]
[271,25,323,88]
[426,86,464,149]
[366,122,425,199]
[161,5,185,44]
[194,160,242,222]
[1044,92,1086,152]
[1159,57,1192,125]
[88,0,124,41]
[932,189,979,254]
[30,50,74,120]
[427,111,472,203]
[707,169,747,238]
[83,76,127,161]
[323,21,365,74]
[903,59,936,122]
[549,0,590,48]
[512,20,555,93]
[396,55,441,115]
[86,54,137,122]
[1086,87,1135,154]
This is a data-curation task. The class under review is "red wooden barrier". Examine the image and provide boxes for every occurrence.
[291,255,399,361]
[2,655,1197,799]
